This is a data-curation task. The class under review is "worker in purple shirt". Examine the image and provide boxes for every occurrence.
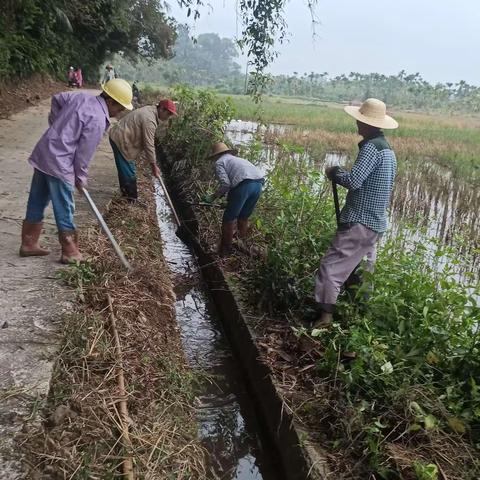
[19,79,133,263]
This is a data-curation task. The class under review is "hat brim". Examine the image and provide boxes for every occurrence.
[208,148,237,159]
[101,84,134,111]
[344,106,398,129]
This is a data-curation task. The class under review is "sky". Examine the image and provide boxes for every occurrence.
[168,0,480,85]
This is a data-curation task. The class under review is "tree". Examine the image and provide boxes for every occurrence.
[0,0,176,81]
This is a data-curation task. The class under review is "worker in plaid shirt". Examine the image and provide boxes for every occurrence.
[313,98,398,328]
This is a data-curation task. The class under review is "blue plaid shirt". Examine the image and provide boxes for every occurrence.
[331,132,396,233]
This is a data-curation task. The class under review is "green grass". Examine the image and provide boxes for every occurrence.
[226,94,480,142]
[224,94,480,182]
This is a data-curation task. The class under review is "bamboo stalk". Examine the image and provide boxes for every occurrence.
[107,293,135,480]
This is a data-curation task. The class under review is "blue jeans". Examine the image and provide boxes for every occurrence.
[25,169,76,231]
[110,138,137,200]
[223,179,263,222]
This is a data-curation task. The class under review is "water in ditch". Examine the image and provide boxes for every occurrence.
[154,183,282,480]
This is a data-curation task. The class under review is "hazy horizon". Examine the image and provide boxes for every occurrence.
[169,0,479,86]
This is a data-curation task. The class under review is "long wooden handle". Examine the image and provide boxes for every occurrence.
[156,176,182,227]
[107,294,135,480]
[332,181,341,227]
[81,188,132,271]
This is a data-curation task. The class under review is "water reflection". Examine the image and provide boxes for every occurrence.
[154,184,280,480]
[225,120,479,280]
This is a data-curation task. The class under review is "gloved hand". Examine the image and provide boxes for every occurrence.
[201,194,214,204]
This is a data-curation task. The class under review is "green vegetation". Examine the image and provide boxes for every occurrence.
[164,85,235,182]
[0,0,175,81]
[226,94,480,183]
[115,26,243,90]
[162,85,480,478]
[261,71,480,113]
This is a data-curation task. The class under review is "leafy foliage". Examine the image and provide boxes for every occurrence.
[0,0,176,81]
[113,26,242,89]
[162,85,235,177]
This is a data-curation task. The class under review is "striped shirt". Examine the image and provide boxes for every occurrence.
[331,132,396,233]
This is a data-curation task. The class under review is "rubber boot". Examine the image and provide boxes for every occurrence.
[218,221,236,256]
[312,311,333,329]
[19,221,50,257]
[237,218,249,239]
[58,230,83,264]
[120,180,138,203]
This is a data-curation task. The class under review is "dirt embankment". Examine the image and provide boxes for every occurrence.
[22,174,205,478]
[0,75,69,119]
[0,89,204,478]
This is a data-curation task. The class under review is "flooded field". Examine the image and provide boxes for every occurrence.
[226,120,480,279]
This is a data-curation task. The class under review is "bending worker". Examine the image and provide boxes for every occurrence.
[313,98,398,327]
[19,79,133,263]
[108,99,177,202]
[204,142,265,256]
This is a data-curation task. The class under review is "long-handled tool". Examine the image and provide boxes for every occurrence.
[155,176,191,242]
[156,176,181,226]
[330,180,362,289]
[81,187,132,271]
[332,180,341,226]
[187,201,225,209]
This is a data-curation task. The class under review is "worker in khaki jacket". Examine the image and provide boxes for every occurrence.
[108,99,177,202]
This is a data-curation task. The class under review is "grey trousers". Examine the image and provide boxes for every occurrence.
[314,223,381,311]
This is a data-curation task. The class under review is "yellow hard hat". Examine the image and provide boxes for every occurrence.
[101,78,133,110]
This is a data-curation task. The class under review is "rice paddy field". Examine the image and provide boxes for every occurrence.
[225,94,480,278]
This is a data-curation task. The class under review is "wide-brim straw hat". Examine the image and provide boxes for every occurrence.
[344,98,398,129]
[208,142,237,158]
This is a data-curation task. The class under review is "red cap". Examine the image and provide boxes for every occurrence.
[158,99,177,116]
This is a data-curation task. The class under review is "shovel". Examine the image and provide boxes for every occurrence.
[155,175,191,242]
[81,187,132,271]
[330,180,362,289]
[332,180,341,226]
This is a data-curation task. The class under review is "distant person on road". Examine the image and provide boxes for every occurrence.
[108,99,177,202]
[312,98,398,327]
[67,66,76,87]
[102,63,116,84]
[203,142,265,256]
[74,67,83,88]
[19,79,133,263]
[132,81,141,107]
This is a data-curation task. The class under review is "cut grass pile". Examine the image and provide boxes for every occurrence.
[21,173,206,479]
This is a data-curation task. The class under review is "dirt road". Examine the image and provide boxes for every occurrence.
[0,92,118,478]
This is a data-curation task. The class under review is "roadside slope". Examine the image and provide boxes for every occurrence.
[0,93,117,477]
